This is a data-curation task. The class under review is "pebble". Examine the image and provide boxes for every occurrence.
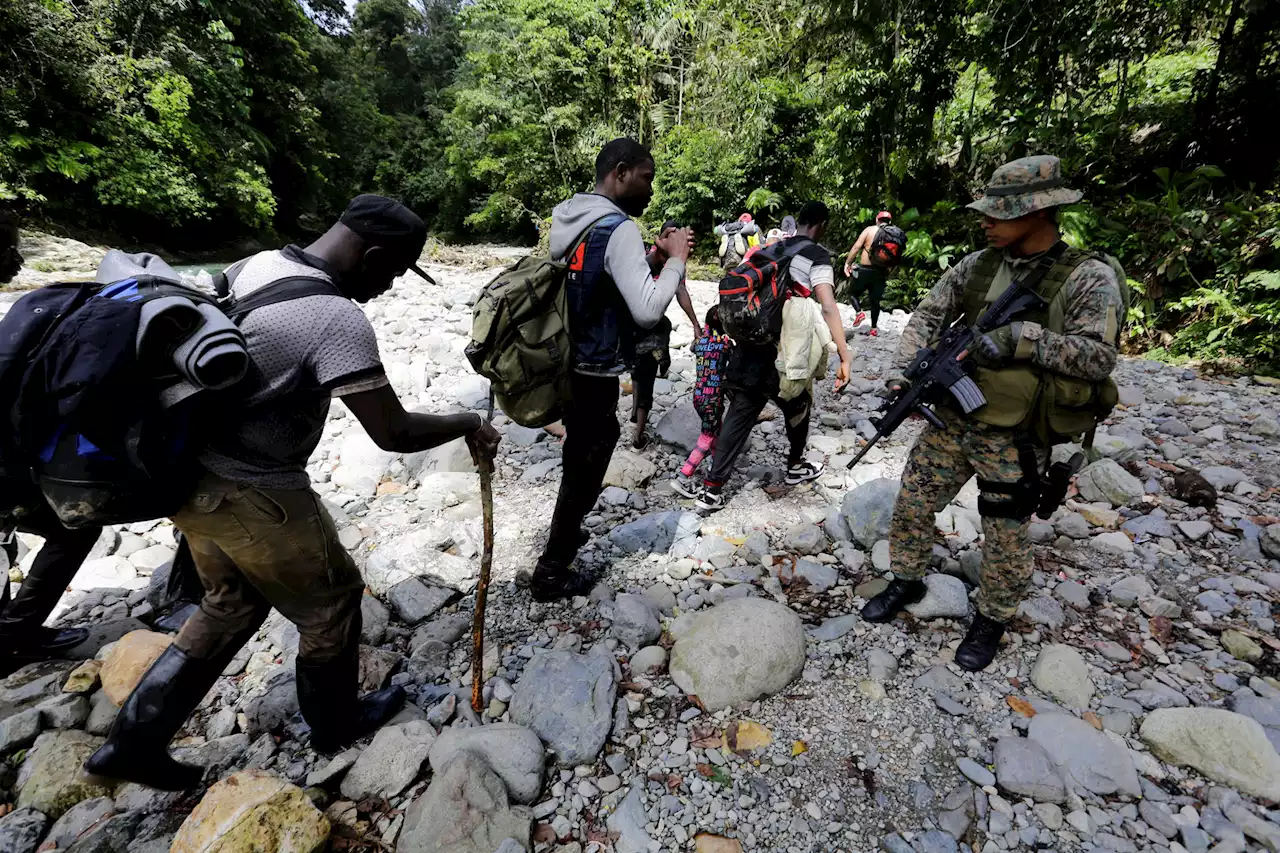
[957,757,995,787]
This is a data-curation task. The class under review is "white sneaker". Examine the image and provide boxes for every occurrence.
[671,475,699,499]
[696,486,726,511]
[785,460,825,485]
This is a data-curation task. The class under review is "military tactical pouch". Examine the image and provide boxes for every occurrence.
[977,434,1044,521]
[1037,451,1085,518]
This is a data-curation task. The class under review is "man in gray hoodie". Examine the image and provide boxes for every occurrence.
[532,138,692,601]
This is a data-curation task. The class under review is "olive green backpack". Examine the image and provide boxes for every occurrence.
[465,218,610,427]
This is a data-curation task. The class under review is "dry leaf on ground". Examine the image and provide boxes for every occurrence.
[723,720,773,754]
[695,833,745,853]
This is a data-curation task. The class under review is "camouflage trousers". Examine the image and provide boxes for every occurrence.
[888,417,1045,622]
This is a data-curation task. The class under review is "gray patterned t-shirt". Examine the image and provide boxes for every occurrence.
[199,248,389,488]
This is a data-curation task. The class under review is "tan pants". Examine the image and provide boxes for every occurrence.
[172,474,362,665]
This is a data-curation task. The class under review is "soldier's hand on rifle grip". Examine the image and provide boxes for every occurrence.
[879,377,908,398]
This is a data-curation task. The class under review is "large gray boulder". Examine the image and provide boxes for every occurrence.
[841,479,901,548]
[341,720,436,800]
[905,574,970,620]
[609,594,661,649]
[428,724,545,805]
[41,796,116,850]
[387,579,456,625]
[1028,713,1141,798]
[397,751,532,853]
[239,667,299,737]
[509,648,616,766]
[669,598,806,711]
[994,737,1067,803]
[608,510,698,556]
[606,786,654,853]
[15,730,115,818]
[364,527,478,595]
[1139,708,1280,800]
[1261,524,1280,560]
[0,808,48,853]
[1030,645,1095,709]
[654,404,702,452]
[1075,459,1143,507]
[603,451,657,491]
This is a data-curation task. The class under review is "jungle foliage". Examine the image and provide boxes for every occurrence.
[2,0,1277,366]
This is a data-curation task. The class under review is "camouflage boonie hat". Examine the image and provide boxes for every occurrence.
[965,155,1083,220]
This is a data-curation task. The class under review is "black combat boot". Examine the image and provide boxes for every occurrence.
[860,578,927,623]
[83,644,218,790]
[296,649,405,754]
[955,612,1006,672]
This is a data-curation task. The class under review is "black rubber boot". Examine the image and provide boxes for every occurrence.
[860,578,927,623]
[955,612,1006,672]
[2,626,90,656]
[529,564,599,603]
[297,650,405,754]
[83,644,216,790]
[529,527,596,602]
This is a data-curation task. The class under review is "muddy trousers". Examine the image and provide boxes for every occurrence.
[539,374,622,571]
[0,503,101,645]
[888,418,1044,622]
[705,383,811,488]
[171,475,363,666]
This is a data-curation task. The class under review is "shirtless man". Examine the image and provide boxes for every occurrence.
[842,211,895,337]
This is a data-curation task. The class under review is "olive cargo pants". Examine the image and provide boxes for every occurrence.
[172,474,363,665]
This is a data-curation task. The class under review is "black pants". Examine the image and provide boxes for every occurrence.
[849,264,888,328]
[705,382,811,488]
[538,373,621,571]
[1,501,101,644]
[631,351,660,415]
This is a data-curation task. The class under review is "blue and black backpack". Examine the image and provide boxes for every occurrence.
[0,261,336,528]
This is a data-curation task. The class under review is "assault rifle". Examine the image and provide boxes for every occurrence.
[846,276,1051,470]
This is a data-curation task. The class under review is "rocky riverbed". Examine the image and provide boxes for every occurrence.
[2,248,1279,853]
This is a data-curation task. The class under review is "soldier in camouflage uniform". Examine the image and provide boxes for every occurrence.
[861,155,1125,671]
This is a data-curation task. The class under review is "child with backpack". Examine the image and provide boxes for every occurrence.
[842,211,906,337]
[693,202,852,510]
[671,306,729,497]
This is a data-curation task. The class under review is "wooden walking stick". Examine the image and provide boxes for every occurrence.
[471,391,496,714]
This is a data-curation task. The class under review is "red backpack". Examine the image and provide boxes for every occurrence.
[869,224,907,268]
[717,239,809,346]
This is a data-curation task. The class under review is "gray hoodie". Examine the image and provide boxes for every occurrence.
[548,193,683,329]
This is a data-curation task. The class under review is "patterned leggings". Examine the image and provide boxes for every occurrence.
[681,432,718,477]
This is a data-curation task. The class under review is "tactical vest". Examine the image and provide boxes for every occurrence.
[954,247,1127,446]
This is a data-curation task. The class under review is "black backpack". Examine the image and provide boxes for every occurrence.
[869,224,907,269]
[717,239,809,346]
[1,270,335,528]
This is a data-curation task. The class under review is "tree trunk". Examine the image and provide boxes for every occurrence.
[1197,0,1241,132]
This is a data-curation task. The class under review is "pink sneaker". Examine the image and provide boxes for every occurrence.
[869,328,878,337]
[855,311,867,326]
